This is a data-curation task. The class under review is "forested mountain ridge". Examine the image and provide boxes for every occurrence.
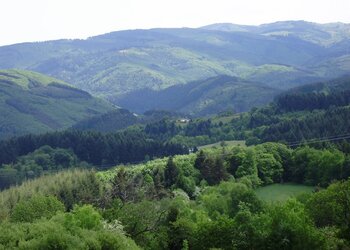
[0,69,115,139]
[1,21,350,111]
[279,74,350,94]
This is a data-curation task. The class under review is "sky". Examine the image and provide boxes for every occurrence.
[1,0,350,46]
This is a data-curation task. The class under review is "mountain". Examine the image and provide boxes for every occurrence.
[202,20,350,46]
[202,21,350,82]
[0,21,349,115]
[114,75,280,116]
[0,69,114,139]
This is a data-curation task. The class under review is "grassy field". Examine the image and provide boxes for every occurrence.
[198,140,246,149]
[255,183,315,203]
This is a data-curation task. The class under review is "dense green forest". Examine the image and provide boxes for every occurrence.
[1,143,350,249]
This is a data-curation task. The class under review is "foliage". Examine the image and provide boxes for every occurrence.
[0,205,140,250]
[306,179,350,240]
[0,169,102,220]
[0,141,350,248]
[11,195,65,223]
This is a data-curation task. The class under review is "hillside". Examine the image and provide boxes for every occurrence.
[1,21,350,106]
[115,75,280,115]
[0,69,114,139]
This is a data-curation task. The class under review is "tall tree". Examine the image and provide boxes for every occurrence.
[164,157,179,188]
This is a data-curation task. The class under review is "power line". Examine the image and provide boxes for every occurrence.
[285,133,350,145]
[287,134,350,147]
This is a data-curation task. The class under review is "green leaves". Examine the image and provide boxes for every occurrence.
[0,204,140,250]
[11,195,65,223]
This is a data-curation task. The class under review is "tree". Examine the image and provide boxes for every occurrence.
[211,157,228,185]
[306,179,350,240]
[111,168,133,202]
[194,150,206,170]
[267,200,326,249]
[164,157,179,188]
[235,149,259,185]
[11,195,65,223]
[256,152,283,184]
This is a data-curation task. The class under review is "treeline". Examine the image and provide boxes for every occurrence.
[0,129,188,166]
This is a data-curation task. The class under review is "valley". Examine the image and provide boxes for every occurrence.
[0,17,350,249]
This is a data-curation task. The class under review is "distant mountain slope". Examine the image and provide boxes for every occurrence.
[0,23,336,99]
[0,69,114,139]
[272,76,350,113]
[115,75,280,116]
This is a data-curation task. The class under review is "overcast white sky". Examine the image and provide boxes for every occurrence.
[1,0,350,46]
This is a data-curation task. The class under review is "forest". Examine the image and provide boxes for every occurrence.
[0,142,350,249]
